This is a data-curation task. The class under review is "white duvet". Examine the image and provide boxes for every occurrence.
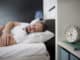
[0,30,54,60]
[0,43,49,60]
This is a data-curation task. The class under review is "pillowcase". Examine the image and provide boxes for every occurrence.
[30,18,41,25]
[22,30,54,43]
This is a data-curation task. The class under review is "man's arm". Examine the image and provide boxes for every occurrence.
[0,21,21,46]
[3,21,20,33]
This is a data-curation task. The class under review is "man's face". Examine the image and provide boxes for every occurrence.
[27,22,43,32]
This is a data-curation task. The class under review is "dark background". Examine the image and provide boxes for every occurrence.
[0,0,43,25]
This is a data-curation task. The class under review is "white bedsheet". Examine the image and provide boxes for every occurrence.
[0,43,49,60]
[0,55,49,60]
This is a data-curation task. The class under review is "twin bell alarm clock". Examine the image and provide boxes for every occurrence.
[65,25,80,43]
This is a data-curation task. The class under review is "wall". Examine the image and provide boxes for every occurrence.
[58,0,80,41]
[43,0,57,19]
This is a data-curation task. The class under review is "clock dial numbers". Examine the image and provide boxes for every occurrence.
[65,26,80,43]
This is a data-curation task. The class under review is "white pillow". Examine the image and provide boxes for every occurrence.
[30,18,41,25]
[22,30,54,43]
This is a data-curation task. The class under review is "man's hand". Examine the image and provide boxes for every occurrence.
[0,33,15,46]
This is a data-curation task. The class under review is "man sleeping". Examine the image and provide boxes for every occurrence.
[0,19,48,47]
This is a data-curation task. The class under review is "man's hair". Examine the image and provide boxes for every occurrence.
[40,22,47,32]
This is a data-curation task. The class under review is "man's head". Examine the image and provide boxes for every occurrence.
[26,22,47,32]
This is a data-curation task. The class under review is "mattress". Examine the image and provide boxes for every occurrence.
[0,43,49,60]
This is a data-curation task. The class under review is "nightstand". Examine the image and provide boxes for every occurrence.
[58,41,80,60]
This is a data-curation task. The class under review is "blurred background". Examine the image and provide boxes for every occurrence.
[0,0,43,25]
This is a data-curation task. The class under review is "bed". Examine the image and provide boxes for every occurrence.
[0,20,54,60]
[0,43,49,60]
[0,20,55,60]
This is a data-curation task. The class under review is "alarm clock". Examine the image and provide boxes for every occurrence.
[65,25,80,43]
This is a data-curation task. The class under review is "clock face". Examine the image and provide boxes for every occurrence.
[65,26,79,43]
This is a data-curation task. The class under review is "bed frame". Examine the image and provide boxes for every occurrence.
[44,19,55,60]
